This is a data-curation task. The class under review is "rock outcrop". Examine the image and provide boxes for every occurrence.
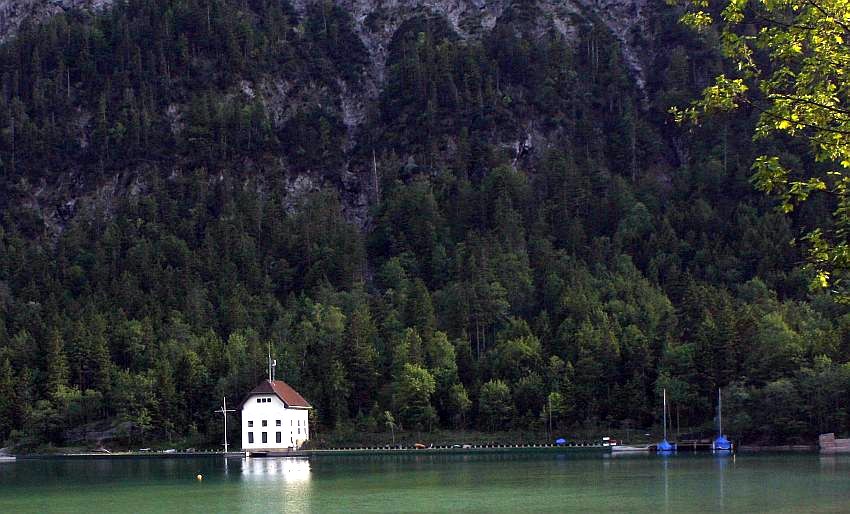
[0,0,658,232]
[0,0,653,92]
[0,0,112,42]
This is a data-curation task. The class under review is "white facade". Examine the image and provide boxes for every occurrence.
[241,392,310,451]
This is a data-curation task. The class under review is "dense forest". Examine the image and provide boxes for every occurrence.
[0,0,848,450]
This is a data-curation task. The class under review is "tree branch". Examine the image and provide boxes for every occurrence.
[804,0,850,36]
[743,96,850,135]
[769,93,850,116]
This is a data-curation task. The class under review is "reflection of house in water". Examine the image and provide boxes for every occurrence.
[238,458,312,512]
[241,457,311,483]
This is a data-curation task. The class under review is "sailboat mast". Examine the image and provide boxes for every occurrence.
[718,388,723,436]
[663,388,667,441]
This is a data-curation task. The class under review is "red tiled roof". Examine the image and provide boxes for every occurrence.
[238,380,312,409]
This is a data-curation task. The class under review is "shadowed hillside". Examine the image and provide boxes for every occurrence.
[0,0,846,450]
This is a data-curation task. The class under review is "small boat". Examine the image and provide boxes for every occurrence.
[0,456,15,462]
[712,388,733,452]
[657,389,676,453]
[713,436,732,452]
[657,440,675,452]
[611,445,651,453]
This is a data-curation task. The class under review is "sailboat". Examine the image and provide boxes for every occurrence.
[712,388,732,452]
[657,388,676,452]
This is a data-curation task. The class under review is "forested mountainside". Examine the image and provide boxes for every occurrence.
[0,0,847,450]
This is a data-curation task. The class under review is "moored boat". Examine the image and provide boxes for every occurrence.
[611,445,651,452]
[657,389,676,453]
[712,388,733,452]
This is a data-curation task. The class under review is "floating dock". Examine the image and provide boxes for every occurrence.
[645,440,734,452]
[18,444,610,460]
[247,444,610,458]
[819,433,850,454]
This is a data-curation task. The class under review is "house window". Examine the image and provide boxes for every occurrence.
[248,432,254,444]
[291,437,293,444]
[291,420,293,426]
[276,420,281,426]
[262,432,267,444]
[262,420,267,427]
[276,432,281,444]
[256,398,261,403]
[297,428,300,435]
[248,421,253,427]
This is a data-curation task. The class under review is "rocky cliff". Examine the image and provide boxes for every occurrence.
[0,0,111,41]
[0,0,661,232]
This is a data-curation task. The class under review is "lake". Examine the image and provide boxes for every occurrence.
[1,452,848,513]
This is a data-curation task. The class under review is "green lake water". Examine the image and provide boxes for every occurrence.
[1,452,848,513]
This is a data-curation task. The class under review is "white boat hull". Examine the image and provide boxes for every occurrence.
[611,445,651,452]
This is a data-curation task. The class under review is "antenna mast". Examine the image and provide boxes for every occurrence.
[267,342,277,382]
[214,397,235,453]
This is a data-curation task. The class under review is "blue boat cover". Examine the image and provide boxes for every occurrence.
[555,438,567,446]
[713,435,732,450]
[657,439,675,452]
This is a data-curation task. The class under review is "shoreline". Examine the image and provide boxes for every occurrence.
[12,444,611,459]
[7,442,828,459]
[738,444,819,452]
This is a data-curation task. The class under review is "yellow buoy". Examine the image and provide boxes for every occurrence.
[196,474,203,481]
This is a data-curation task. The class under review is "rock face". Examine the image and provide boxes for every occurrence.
[0,0,652,89]
[575,0,650,101]
[0,0,111,42]
[0,0,657,231]
[293,0,650,108]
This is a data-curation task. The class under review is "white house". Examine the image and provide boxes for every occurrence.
[239,380,312,453]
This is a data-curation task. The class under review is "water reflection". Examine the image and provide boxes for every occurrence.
[715,454,729,512]
[238,458,312,514]
[5,454,850,513]
[819,454,837,473]
[662,455,669,514]
[241,457,312,483]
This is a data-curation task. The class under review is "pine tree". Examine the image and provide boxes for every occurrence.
[0,358,16,439]
[345,305,379,416]
[45,330,69,398]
